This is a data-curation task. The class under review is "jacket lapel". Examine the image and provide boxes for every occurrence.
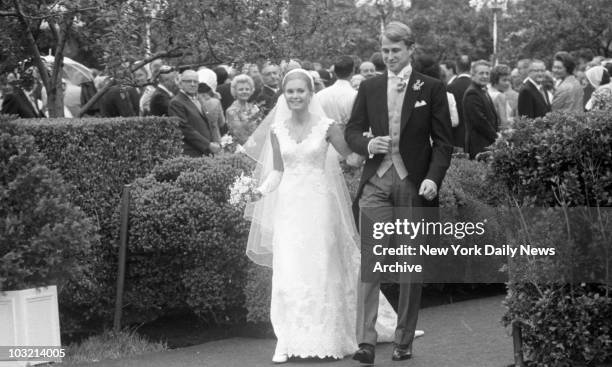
[181,92,207,120]
[528,81,547,107]
[374,73,389,136]
[400,72,417,133]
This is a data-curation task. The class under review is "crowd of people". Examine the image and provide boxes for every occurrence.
[1,48,610,159]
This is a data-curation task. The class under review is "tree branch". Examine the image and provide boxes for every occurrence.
[0,6,99,20]
[200,14,223,64]
[11,0,51,91]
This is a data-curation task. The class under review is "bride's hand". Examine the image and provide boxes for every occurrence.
[251,189,264,201]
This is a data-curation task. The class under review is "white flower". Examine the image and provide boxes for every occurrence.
[228,173,258,208]
[412,79,424,91]
[220,134,234,148]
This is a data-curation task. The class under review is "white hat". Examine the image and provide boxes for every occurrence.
[197,67,217,91]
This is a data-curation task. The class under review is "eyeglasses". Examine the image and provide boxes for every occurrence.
[181,79,198,84]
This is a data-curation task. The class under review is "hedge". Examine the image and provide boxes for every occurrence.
[0,133,98,326]
[0,116,182,329]
[490,110,612,366]
[118,153,255,324]
[490,110,612,207]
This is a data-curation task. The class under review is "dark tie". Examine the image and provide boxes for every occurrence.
[541,88,550,107]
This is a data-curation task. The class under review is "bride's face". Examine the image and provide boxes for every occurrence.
[283,78,312,111]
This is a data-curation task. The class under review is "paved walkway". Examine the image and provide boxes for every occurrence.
[74,296,514,367]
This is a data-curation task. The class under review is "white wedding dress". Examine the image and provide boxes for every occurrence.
[269,116,397,359]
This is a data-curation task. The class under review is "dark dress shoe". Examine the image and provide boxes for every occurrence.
[353,343,375,364]
[391,344,412,361]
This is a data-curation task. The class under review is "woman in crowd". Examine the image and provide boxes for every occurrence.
[197,68,226,136]
[225,74,262,144]
[584,65,612,111]
[488,64,514,130]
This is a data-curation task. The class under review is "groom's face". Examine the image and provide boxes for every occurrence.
[381,36,413,75]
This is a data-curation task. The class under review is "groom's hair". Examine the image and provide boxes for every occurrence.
[382,21,415,48]
[334,55,354,79]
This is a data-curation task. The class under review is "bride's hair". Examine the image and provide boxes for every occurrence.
[281,69,314,92]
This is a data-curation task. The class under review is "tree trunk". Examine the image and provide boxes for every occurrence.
[287,0,310,57]
[45,15,73,117]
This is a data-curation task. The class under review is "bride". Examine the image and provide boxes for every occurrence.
[243,69,413,363]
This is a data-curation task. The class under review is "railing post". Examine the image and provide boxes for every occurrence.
[512,322,525,367]
[113,184,131,332]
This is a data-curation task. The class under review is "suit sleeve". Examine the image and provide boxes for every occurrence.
[551,84,570,112]
[344,83,372,156]
[426,80,453,187]
[517,89,534,118]
[1,93,19,116]
[169,99,211,154]
[463,91,498,141]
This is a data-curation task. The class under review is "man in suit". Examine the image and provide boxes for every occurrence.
[447,54,472,150]
[440,60,456,85]
[551,51,584,112]
[254,63,281,115]
[149,66,177,117]
[462,60,499,159]
[1,74,45,118]
[345,21,453,364]
[169,70,220,157]
[359,61,377,79]
[517,59,551,119]
[99,82,140,117]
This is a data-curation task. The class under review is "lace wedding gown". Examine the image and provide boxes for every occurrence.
[269,116,396,359]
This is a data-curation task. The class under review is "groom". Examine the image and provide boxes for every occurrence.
[345,21,453,363]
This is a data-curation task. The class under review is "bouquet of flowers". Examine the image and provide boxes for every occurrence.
[220,134,246,154]
[228,172,260,209]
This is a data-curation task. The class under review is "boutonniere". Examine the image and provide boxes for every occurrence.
[412,79,424,91]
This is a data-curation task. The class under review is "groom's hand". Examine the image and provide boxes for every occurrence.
[367,136,392,155]
[419,179,438,201]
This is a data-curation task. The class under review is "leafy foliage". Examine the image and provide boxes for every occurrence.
[122,154,254,324]
[0,132,98,291]
[503,284,612,366]
[490,110,612,207]
[491,110,612,366]
[0,116,182,329]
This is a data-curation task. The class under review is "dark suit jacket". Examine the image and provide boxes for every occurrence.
[149,86,172,116]
[254,85,280,115]
[99,85,140,117]
[217,83,234,112]
[517,79,550,119]
[462,82,499,159]
[169,91,215,157]
[1,88,45,118]
[447,75,471,148]
[345,71,454,218]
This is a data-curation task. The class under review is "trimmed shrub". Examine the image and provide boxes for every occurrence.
[491,111,612,366]
[120,153,254,324]
[0,117,182,329]
[490,111,612,207]
[0,133,98,326]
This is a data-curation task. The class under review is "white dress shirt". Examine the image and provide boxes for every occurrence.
[316,79,357,125]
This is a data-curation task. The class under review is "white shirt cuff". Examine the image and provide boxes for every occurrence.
[367,139,375,159]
